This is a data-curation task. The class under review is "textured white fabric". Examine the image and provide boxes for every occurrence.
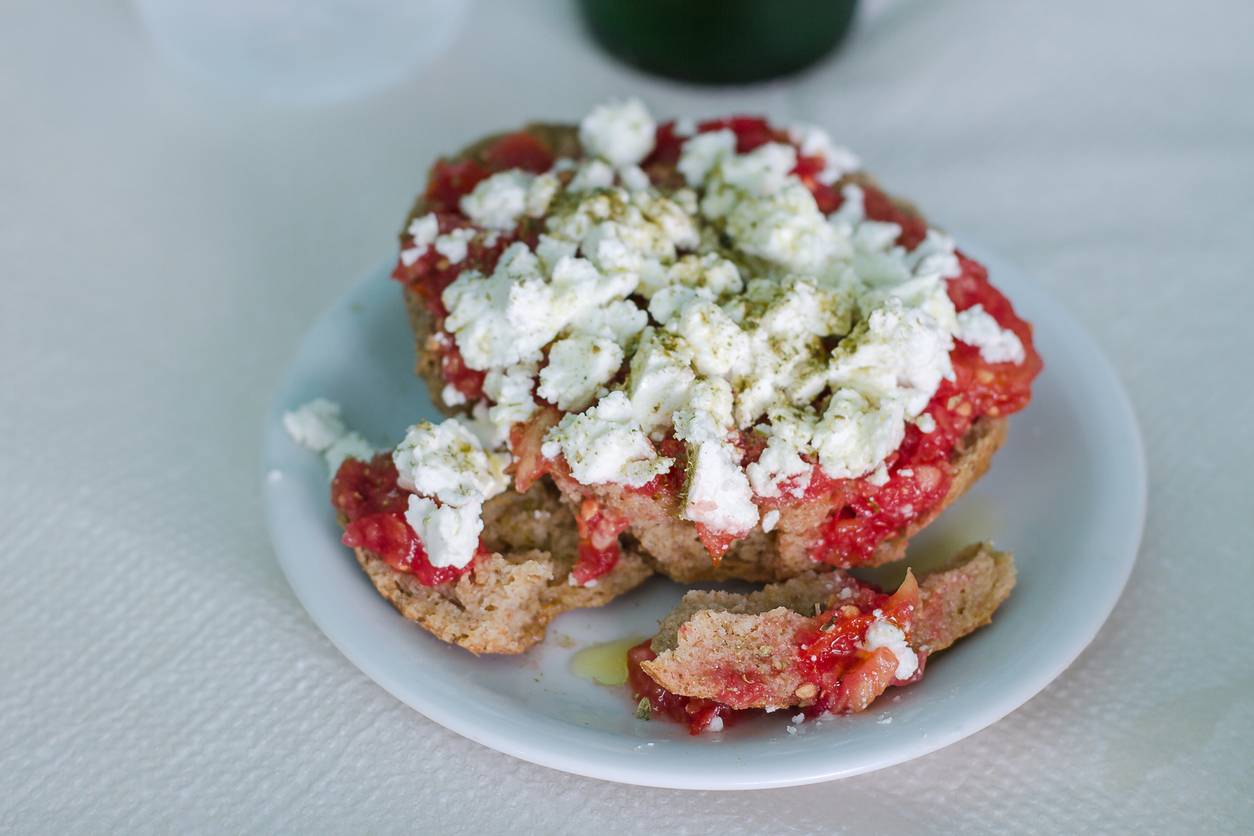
[2,0,1251,832]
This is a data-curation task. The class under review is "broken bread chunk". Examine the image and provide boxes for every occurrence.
[351,480,652,655]
[634,543,1013,728]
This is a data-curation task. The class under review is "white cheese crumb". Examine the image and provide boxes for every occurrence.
[745,408,816,499]
[682,438,758,535]
[706,715,724,733]
[541,391,674,487]
[791,712,805,724]
[955,303,1026,365]
[813,389,906,481]
[392,419,509,507]
[717,181,846,274]
[284,399,378,475]
[433,228,476,264]
[862,619,919,680]
[664,298,752,378]
[537,334,624,412]
[404,495,483,569]
[618,164,651,192]
[482,364,538,439]
[677,129,736,186]
[761,509,781,533]
[915,413,937,434]
[400,213,439,265]
[460,170,532,230]
[441,383,468,407]
[624,330,697,435]
[788,123,860,184]
[568,159,615,192]
[323,431,376,474]
[785,725,798,736]
[442,243,633,371]
[578,98,657,167]
[720,142,797,197]
[283,398,346,452]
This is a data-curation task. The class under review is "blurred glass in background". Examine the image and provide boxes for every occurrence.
[134,0,469,105]
[580,0,860,84]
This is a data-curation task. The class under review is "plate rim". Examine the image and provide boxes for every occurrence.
[262,244,1147,790]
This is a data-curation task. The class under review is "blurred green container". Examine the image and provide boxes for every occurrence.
[580,0,859,85]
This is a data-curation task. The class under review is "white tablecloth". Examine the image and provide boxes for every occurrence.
[3,1,1251,831]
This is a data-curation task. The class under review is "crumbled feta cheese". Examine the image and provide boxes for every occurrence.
[537,334,624,412]
[720,142,796,197]
[828,182,866,230]
[828,298,954,418]
[568,159,615,192]
[955,303,1026,365]
[732,280,852,428]
[862,618,919,680]
[717,181,847,273]
[407,212,439,244]
[672,377,735,445]
[441,383,468,407]
[482,363,538,438]
[433,227,476,264]
[541,391,674,487]
[761,509,781,533]
[673,377,757,534]
[404,495,483,569]
[788,123,860,184]
[428,101,1000,507]
[640,252,743,300]
[401,213,440,266]
[465,400,508,450]
[624,329,696,434]
[392,419,509,506]
[284,398,378,476]
[526,173,561,217]
[683,438,758,534]
[663,298,752,378]
[677,129,735,186]
[915,413,937,433]
[618,164,651,192]
[706,715,724,733]
[323,431,376,474]
[569,298,648,347]
[744,407,817,498]
[460,170,532,230]
[813,388,907,481]
[791,712,805,724]
[579,98,656,167]
[442,243,635,371]
[535,234,578,270]
[283,398,346,452]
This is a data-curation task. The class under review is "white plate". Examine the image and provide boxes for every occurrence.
[263,244,1145,790]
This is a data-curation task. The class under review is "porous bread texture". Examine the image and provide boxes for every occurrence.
[639,543,1015,709]
[351,480,651,655]
[400,123,1008,582]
